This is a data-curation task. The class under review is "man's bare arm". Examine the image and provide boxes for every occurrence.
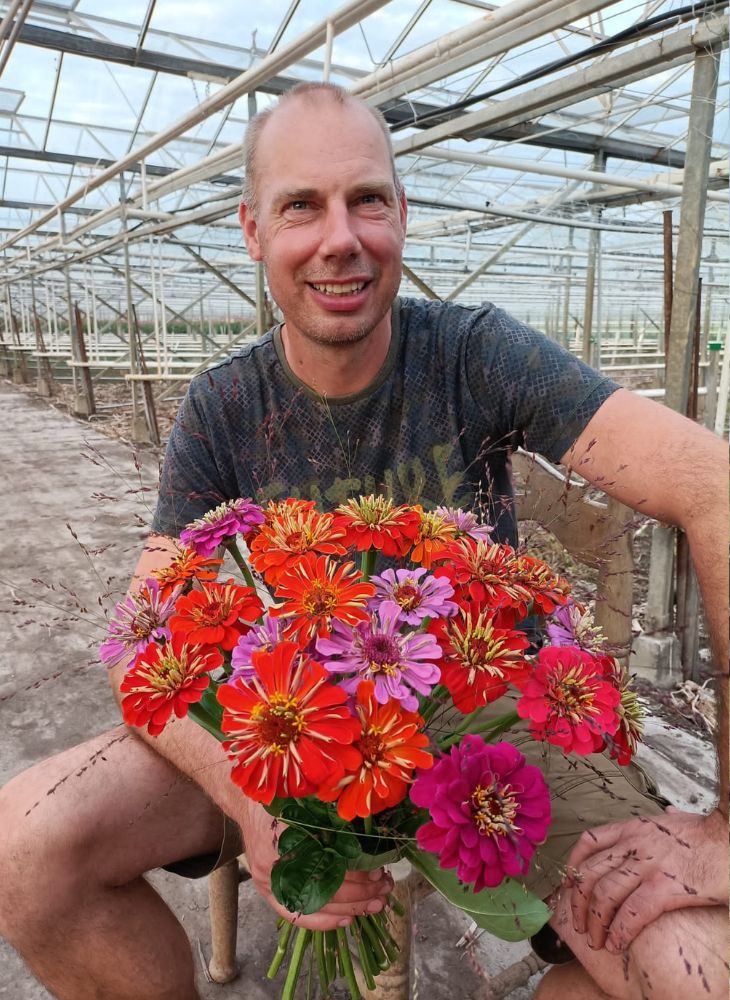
[558,388,728,950]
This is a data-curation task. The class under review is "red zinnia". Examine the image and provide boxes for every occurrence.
[319,681,433,820]
[510,554,571,616]
[151,546,223,599]
[249,506,346,586]
[332,496,421,557]
[429,603,531,712]
[434,539,532,621]
[272,553,375,644]
[169,579,263,650]
[217,642,361,804]
[515,646,620,755]
[120,633,222,736]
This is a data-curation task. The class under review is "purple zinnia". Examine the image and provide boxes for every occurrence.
[180,498,265,557]
[369,567,458,625]
[546,600,606,653]
[315,603,442,711]
[410,735,551,891]
[99,578,178,669]
[434,506,494,542]
[230,613,284,683]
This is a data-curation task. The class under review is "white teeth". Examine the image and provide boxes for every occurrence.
[311,281,366,295]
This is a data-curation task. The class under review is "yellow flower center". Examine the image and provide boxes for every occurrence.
[253,693,306,752]
[470,782,520,837]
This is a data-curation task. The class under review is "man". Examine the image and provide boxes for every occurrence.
[0,83,726,1000]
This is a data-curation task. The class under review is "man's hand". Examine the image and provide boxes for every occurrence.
[564,807,728,954]
[241,799,394,931]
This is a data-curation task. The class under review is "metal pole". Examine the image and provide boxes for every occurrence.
[663,210,673,359]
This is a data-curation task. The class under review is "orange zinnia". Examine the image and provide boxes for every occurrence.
[332,495,421,557]
[151,545,223,599]
[409,506,457,568]
[319,681,433,821]
[434,538,533,620]
[249,506,346,586]
[510,554,571,615]
[169,579,263,650]
[271,553,375,645]
[217,642,361,804]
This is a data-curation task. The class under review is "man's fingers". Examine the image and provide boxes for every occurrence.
[566,824,623,872]
[583,863,644,949]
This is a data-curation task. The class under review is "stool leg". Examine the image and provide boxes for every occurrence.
[207,859,240,984]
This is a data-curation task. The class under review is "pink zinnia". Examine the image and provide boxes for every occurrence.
[434,506,494,542]
[99,578,179,669]
[369,567,458,625]
[515,646,620,755]
[315,603,442,711]
[410,736,551,891]
[230,613,285,683]
[180,498,265,556]
[545,600,606,654]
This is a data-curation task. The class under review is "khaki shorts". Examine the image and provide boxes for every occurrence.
[164,696,665,895]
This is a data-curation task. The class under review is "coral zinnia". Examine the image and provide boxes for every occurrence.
[332,495,421,557]
[409,507,457,568]
[151,546,223,599]
[217,642,361,804]
[316,603,442,711]
[120,633,222,736]
[249,507,346,586]
[100,578,178,669]
[429,604,531,713]
[410,735,551,891]
[515,646,620,755]
[169,579,263,651]
[272,553,375,644]
[319,681,433,820]
[180,498,265,556]
[369,567,458,626]
[600,656,644,765]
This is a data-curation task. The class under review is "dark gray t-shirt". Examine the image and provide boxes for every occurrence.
[151,297,618,546]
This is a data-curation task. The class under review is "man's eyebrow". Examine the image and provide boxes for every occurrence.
[273,188,319,206]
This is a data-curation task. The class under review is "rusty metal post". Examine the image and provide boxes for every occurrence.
[73,303,96,417]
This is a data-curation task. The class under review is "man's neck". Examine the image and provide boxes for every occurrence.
[279,316,392,398]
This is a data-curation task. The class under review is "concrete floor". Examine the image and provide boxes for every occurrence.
[0,380,717,1000]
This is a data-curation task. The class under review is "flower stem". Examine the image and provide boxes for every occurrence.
[281,927,312,1000]
[438,710,521,750]
[352,920,377,991]
[224,538,259,595]
[314,930,329,993]
[336,927,361,1000]
[356,916,388,971]
[324,929,337,984]
[266,920,294,979]
[360,548,376,581]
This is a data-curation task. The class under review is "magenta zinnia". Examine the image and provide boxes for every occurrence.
[315,603,442,711]
[410,735,551,891]
[516,646,620,755]
[180,498,265,556]
[100,578,178,669]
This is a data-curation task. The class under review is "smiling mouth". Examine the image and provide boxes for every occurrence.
[309,281,367,296]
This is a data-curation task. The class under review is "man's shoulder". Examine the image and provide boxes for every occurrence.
[187,329,277,395]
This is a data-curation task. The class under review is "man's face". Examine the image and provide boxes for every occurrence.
[240,95,407,348]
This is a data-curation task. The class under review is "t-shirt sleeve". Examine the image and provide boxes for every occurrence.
[464,305,620,463]
[150,385,230,537]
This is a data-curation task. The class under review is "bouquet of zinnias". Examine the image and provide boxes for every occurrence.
[100,495,644,999]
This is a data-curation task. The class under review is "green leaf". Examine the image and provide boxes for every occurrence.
[405,848,551,941]
[277,826,312,856]
[271,843,346,916]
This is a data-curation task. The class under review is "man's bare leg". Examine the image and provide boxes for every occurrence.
[535,962,613,999]
[535,888,728,1000]
[0,727,226,1000]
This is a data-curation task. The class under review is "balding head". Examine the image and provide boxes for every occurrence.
[242,83,401,217]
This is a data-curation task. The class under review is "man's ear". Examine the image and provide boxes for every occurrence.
[239,201,263,261]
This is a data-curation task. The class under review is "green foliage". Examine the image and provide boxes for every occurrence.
[406,847,551,941]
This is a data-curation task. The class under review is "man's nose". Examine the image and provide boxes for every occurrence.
[318,203,362,257]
